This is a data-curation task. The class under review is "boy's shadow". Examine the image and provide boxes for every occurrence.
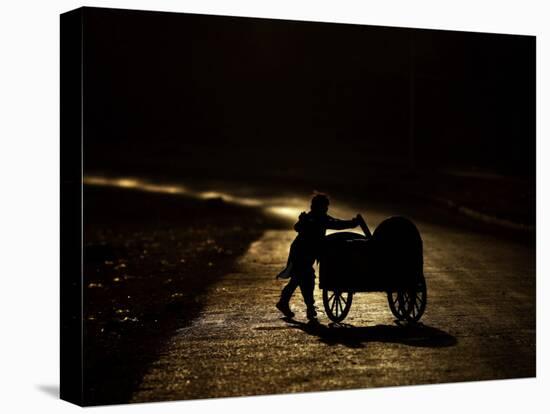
[282,317,457,349]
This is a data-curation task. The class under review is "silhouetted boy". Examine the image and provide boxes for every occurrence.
[276,193,359,320]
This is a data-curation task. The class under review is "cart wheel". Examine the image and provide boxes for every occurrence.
[405,275,427,322]
[387,274,427,322]
[387,290,408,320]
[323,289,353,323]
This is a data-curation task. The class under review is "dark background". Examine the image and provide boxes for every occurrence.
[83,7,535,186]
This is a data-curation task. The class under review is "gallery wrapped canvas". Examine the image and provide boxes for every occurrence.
[60,7,535,406]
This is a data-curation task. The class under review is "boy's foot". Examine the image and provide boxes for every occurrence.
[306,307,318,321]
[276,301,295,318]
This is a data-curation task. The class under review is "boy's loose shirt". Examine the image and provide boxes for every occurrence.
[291,211,358,265]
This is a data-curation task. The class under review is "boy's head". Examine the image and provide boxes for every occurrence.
[311,193,329,214]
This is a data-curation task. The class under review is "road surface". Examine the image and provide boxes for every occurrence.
[130,203,535,403]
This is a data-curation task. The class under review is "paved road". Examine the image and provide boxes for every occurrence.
[131,204,535,403]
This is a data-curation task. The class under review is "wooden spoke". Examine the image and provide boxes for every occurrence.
[323,289,353,323]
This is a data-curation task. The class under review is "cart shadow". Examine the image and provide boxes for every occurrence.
[282,318,457,349]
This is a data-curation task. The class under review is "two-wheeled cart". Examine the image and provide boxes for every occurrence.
[320,215,427,323]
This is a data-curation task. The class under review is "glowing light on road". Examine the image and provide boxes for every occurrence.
[83,175,306,220]
[116,179,140,188]
[266,206,303,220]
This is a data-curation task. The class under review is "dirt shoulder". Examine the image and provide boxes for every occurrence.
[82,186,287,405]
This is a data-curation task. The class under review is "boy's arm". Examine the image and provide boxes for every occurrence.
[325,215,358,230]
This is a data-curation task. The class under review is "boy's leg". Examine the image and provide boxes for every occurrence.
[298,270,317,319]
[276,277,298,317]
[280,276,298,303]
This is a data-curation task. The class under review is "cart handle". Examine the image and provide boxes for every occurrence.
[357,214,372,239]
